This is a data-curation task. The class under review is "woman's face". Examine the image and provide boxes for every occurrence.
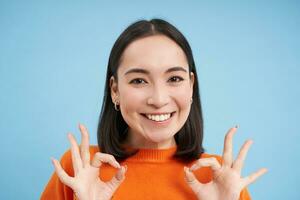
[110,35,194,148]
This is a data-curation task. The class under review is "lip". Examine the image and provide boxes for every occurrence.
[142,111,175,115]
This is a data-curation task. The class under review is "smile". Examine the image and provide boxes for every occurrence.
[141,112,176,122]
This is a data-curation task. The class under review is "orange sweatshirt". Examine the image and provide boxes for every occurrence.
[41,146,251,200]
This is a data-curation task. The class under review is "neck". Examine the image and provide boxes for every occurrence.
[125,130,177,149]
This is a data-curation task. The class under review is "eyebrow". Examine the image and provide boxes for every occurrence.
[124,66,188,75]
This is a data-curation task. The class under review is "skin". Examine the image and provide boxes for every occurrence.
[51,124,127,200]
[184,126,268,200]
[51,35,267,200]
[110,34,194,149]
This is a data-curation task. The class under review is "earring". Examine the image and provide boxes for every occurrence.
[190,97,193,104]
[114,99,120,111]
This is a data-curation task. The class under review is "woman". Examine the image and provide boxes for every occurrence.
[41,19,267,200]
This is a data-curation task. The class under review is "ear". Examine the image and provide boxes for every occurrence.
[110,76,119,102]
[189,72,195,97]
[190,72,195,88]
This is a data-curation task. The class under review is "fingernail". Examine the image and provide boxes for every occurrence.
[190,165,196,171]
[79,123,85,130]
[114,161,121,169]
[118,166,127,177]
[184,166,190,173]
[116,169,123,180]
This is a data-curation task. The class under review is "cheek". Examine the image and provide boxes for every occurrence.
[119,86,146,113]
[118,87,148,132]
[172,85,192,109]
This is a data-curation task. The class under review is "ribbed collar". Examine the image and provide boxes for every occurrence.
[125,146,178,163]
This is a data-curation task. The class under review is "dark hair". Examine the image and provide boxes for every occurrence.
[97,18,204,162]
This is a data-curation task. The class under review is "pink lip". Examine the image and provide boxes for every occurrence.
[142,111,175,115]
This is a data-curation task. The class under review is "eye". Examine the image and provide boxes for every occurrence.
[168,76,184,83]
[129,78,147,84]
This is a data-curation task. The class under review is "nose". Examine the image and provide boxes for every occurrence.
[147,85,170,108]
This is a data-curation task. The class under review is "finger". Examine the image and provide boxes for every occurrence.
[184,166,201,194]
[68,133,83,174]
[91,152,121,169]
[242,168,268,187]
[105,165,127,193]
[190,157,221,172]
[222,126,238,166]
[51,157,74,187]
[232,140,253,173]
[79,123,90,167]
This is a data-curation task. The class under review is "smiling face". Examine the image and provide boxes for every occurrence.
[110,34,194,149]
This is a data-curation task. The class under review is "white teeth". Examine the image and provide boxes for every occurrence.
[155,115,160,121]
[145,113,171,122]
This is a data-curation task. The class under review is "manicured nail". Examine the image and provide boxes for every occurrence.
[189,165,196,171]
[114,161,121,168]
[79,123,85,130]
[118,166,127,178]
[184,166,189,173]
[263,168,268,173]
[50,157,56,164]
[116,169,123,180]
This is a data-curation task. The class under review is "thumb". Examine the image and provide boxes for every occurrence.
[105,165,127,193]
[184,166,201,194]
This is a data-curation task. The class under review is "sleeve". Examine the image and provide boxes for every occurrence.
[40,150,75,200]
[240,188,251,200]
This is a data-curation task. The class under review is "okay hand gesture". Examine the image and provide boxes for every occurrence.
[184,126,267,200]
[51,124,127,200]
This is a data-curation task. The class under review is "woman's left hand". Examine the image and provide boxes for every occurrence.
[184,126,267,200]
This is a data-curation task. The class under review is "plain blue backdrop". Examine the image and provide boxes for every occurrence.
[1,1,299,199]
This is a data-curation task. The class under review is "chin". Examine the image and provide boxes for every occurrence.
[146,132,176,143]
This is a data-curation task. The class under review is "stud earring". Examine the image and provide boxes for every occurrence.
[190,97,193,104]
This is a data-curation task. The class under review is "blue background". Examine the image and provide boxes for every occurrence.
[1,1,299,199]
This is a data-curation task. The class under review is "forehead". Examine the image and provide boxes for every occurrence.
[118,35,188,74]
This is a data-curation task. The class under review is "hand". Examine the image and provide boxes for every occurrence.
[184,126,267,200]
[51,124,127,200]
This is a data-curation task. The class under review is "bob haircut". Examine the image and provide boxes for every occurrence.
[97,18,204,162]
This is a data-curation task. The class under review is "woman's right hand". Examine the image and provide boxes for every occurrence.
[51,124,126,200]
